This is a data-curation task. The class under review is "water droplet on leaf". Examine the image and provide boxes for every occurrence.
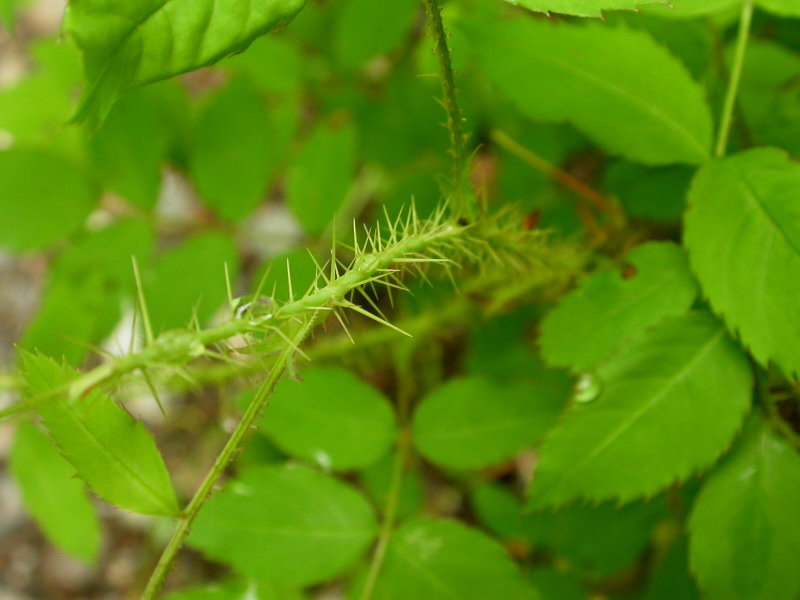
[574,373,602,404]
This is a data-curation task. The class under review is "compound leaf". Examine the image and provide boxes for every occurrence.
[684,148,800,378]
[689,414,800,600]
[529,312,753,508]
[65,0,306,127]
[21,352,179,516]
[467,18,712,165]
[257,367,396,471]
[540,242,699,372]
[10,421,101,562]
[189,465,376,587]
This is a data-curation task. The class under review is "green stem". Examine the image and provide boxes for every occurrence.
[421,0,471,220]
[140,319,317,600]
[715,0,754,158]
[139,218,466,598]
[358,352,415,600]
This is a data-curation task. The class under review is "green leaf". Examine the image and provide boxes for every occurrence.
[640,540,699,600]
[604,163,693,223]
[10,422,101,562]
[528,569,585,600]
[164,579,304,600]
[190,79,278,222]
[145,232,239,333]
[364,518,536,599]
[65,0,307,127]
[251,248,320,303]
[412,375,566,470]
[21,352,179,516]
[533,499,664,576]
[467,18,712,165]
[684,148,800,377]
[333,0,418,69]
[0,148,97,252]
[737,41,800,157]
[529,312,753,508]
[0,38,83,155]
[758,0,800,17]
[507,0,668,18]
[539,242,699,372]
[642,0,738,18]
[689,414,800,600]
[257,367,397,471]
[287,119,357,235]
[222,36,305,96]
[472,483,663,576]
[189,465,376,587]
[89,83,186,210]
[20,219,153,365]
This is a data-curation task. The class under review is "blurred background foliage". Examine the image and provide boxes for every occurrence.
[0,0,799,599]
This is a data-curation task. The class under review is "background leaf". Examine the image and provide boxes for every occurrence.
[333,0,418,69]
[287,118,357,235]
[22,352,178,515]
[10,422,101,562]
[364,518,536,599]
[257,367,397,471]
[145,232,239,333]
[467,18,713,165]
[412,375,565,470]
[190,79,279,223]
[689,414,800,600]
[539,242,699,372]
[684,148,800,377]
[0,148,97,252]
[189,465,376,587]
[530,312,753,507]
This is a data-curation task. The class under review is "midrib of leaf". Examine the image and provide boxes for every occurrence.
[394,541,461,600]
[536,326,726,497]
[741,174,800,258]
[509,37,708,159]
[51,394,172,513]
[81,1,171,102]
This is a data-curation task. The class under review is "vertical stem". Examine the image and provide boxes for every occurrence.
[140,320,315,600]
[715,0,754,158]
[421,0,471,220]
[358,350,415,600]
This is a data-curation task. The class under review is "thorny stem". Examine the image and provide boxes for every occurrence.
[1,217,465,422]
[358,351,415,600]
[715,0,754,158]
[138,216,466,599]
[421,0,471,220]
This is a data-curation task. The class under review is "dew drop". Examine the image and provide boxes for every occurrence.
[573,373,602,404]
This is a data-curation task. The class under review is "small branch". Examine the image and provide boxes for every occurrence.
[715,0,754,158]
[421,0,471,220]
[358,352,415,600]
[491,130,618,218]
